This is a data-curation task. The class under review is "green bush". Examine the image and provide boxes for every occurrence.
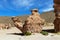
[24,32,31,36]
[40,31,48,35]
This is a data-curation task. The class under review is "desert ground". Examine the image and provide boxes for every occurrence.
[0,12,59,40]
[0,26,60,40]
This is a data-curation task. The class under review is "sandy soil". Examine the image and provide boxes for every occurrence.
[0,27,60,40]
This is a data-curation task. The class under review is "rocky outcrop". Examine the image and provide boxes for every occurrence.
[23,9,45,33]
[54,18,60,32]
[0,23,11,30]
[12,9,45,33]
[53,0,60,32]
[12,17,23,32]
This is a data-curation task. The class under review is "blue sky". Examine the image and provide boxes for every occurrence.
[0,0,54,16]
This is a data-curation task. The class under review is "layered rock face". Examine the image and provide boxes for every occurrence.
[23,9,45,33]
[53,0,60,32]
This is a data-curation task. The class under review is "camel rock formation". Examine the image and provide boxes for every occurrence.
[12,9,45,33]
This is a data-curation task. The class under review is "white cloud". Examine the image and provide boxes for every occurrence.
[12,0,34,8]
[39,0,53,12]
[42,8,54,12]
[0,0,54,12]
[42,2,54,12]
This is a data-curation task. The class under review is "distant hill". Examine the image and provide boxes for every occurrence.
[0,16,14,26]
[0,11,55,26]
[19,11,55,23]
[40,11,55,23]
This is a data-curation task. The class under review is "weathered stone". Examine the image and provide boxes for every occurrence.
[12,9,45,33]
[23,9,45,33]
[12,17,23,32]
[0,23,11,30]
[54,0,60,32]
[54,18,60,32]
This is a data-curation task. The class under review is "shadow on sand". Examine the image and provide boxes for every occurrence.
[43,29,55,33]
[7,33,25,36]
[7,29,55,36]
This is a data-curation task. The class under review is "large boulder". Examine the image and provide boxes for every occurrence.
[12,17,23,32]
[12,9,45,33]
[23,9,45,33]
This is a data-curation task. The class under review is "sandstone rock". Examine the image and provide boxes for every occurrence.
[0,23,11,30]
[12,9,45,33]
[12,17,23,32]
[54,18,60,32]
[54,0,60,32]
[23,9,45,33]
